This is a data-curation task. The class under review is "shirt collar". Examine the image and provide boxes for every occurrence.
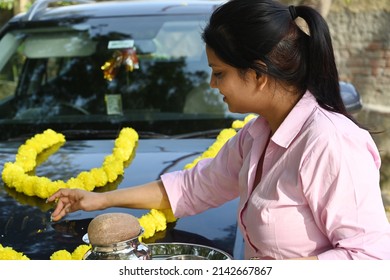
[272,91,318,148]
[247,91,318,148]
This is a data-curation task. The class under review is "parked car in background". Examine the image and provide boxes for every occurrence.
[0,0,362,260]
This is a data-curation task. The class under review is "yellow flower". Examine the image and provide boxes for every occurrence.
[50,250,72,260]
[138,215,157,240]
[231,113,257,129]
[20,244,91,261]
[103,154,125,182]
[90,167,108,187]
[66,177,83,189]
[18,174,36,196]
[149,209,167,232]
[71,245,91,260]
[0,244,30,260]
[76,171,97,191]
[15,146,37,171]
[184,128,237,170]
[112,147,129,161]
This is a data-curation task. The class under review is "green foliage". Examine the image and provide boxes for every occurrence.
[0,0,84,12]
[0,0,34,12]
[0,0,14,10]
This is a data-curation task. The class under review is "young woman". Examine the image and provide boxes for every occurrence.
[48,0,390,259]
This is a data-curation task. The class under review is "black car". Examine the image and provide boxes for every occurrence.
[0,0,362,260]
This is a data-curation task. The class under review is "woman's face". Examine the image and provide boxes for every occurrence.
[206,46,266,114]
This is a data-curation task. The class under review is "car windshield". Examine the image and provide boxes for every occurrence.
[0,14,244,141]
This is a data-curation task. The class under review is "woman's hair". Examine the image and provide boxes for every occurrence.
[202,0,350,118]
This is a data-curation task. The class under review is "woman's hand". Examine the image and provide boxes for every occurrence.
[47,189,106,222]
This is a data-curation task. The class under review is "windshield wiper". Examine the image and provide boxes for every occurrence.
[42,129,119,140]
[61,129,171,140]
[172,129,229,139]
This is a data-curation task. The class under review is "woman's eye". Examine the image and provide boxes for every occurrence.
[213,72,222,78]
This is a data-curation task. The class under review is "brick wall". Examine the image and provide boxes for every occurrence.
[326,6,390,163]
[329,10,390,108]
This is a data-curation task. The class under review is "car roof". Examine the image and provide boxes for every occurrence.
[11,0,224,22]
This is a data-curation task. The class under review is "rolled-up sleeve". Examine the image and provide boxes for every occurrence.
[161,125,250,218]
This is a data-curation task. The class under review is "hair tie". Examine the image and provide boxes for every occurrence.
[288,5,298,20]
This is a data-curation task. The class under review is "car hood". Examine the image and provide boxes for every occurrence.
[0,138,240,259]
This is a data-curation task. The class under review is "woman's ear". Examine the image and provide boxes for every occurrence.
[254,61,268,91]
[256,72,268,91]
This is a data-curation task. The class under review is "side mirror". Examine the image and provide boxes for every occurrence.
[340,81,363,113]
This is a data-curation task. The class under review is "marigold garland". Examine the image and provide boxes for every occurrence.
[0,114,256,260]
[1,127,139,198]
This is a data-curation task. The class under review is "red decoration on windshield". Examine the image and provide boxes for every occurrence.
[101,48,139,81]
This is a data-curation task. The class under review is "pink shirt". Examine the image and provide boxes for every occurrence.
[161,91,390,259]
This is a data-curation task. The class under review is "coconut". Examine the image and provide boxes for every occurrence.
[87,212,141,246]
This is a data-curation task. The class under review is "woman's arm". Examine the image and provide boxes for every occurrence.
[47,180,171,221]
[301,130,390,259]
[104,180,171,209]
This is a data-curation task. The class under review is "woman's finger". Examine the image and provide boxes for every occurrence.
[51,204,69,222]
[50,198,70,221]
[47,188,69,202]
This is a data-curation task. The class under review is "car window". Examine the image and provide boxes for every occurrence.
[154,21,204,60]
[0,15,244,140]
[0,33,25,105]
[24,32,97,58]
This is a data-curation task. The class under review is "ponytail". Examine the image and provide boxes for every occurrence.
[295,5,348,116]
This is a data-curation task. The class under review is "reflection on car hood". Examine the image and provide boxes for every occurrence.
[0,138,240,260]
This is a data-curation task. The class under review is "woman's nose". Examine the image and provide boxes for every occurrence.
[209,75,216,88]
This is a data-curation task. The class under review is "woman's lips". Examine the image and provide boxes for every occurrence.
[220,93,226,102]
